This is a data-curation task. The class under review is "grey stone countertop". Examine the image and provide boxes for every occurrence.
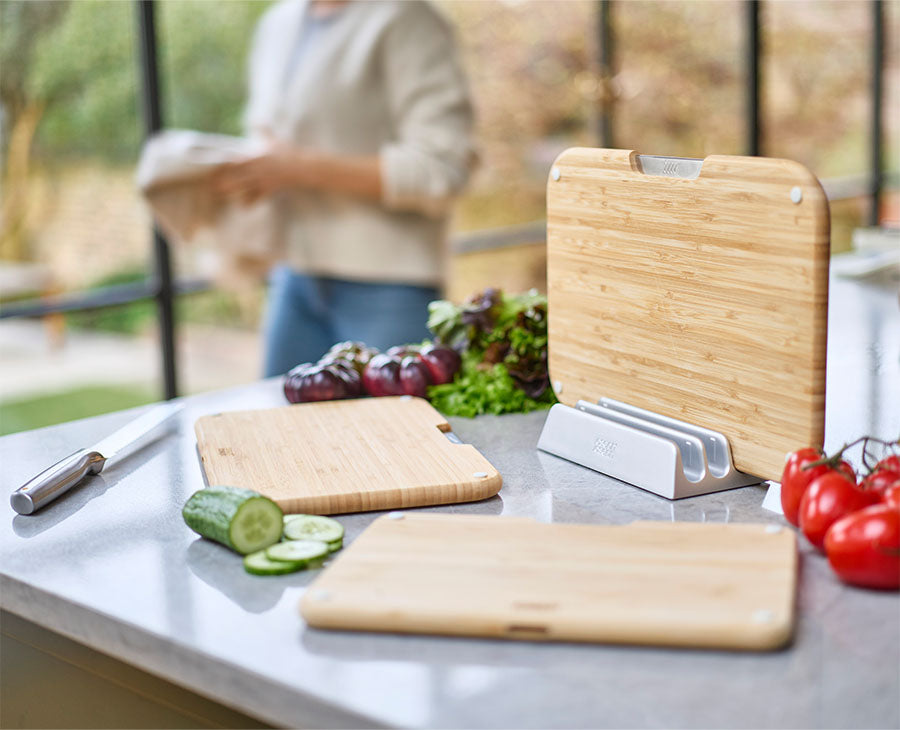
[2,274,899,729]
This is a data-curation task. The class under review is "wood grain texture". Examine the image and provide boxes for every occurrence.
[546,149,830,480]
[194,397,501,514]
[301,513,797,650]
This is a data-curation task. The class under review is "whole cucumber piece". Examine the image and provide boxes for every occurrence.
[182,486,283,555]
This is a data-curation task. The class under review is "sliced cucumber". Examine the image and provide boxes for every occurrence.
[183,486,283,555]
[326,537,343,553]
[266,539,329,564]
[283,514,345,543]
[244,550,305,576]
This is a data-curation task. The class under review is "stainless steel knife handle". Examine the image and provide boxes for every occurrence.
[11,449,106,515]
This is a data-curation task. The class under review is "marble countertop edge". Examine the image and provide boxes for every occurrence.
[0,573,385,729]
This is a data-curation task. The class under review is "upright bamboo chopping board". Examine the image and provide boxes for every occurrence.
[546,149,830,480]
[194,397,501,514]
[301,513,798,650]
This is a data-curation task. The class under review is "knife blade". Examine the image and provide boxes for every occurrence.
[10,402,183,515]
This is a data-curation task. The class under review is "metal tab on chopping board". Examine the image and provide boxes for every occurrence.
[636,154,703,180]
[443,430,463,444]
[536,397,762,500]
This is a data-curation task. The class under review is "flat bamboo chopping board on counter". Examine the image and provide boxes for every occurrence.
[194,397,501,514]
[301,513,798,650]
[546,148,830,480]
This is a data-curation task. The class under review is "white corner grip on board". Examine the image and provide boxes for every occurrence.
[761,482,784,515]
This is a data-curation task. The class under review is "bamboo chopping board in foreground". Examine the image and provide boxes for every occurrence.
[546,149,830,480]
[194,397,501,514]
[301,513,798,651]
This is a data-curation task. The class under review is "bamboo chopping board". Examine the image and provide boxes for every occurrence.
[546,149,830,480]
[301,513,798,650]
[194,397,501,514]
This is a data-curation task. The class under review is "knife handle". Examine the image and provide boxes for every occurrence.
[11,449,106,515]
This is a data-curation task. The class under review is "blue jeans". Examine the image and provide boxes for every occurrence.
[262,266,439,376]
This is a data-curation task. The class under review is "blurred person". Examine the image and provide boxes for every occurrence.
[213,0,476,377]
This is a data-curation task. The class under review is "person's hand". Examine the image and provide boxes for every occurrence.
[212,139,308,206]
[212,135,382,205]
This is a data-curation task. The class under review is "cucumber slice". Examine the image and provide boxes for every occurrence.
[326,537,343,553]
[244,550,305,576]
[283,514,345,543]
[183,486,283,555]
[266,539,329,564]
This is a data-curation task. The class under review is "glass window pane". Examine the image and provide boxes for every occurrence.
[763,1,877,251]
[764,1,870,178]
[157,1,269,136]
[155,1,269,390]
[1,0,161,434]
[440,0,595,232]
[437,1,595,299]
[882,0,899,226]
[614,0,744,157]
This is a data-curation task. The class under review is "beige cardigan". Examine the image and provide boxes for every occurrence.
[246,0,475,286]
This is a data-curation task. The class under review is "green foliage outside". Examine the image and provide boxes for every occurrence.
[65,266,261,334]
[20,0,269,164]
[158,1,270,136]
[0,385,156,437]
[26,1,141,161]
[175,287,263,330]
[65,269,155,334]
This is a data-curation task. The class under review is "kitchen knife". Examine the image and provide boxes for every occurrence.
[10,402,183,515]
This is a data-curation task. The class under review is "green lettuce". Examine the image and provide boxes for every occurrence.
[426,289,557,417]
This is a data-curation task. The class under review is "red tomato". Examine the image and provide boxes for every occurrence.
[799,472,879,551]
[780,449,854,527]
[861,469,900,497]
[875,454,900,474]
[883,483,900,508]
[825,504,900,590]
